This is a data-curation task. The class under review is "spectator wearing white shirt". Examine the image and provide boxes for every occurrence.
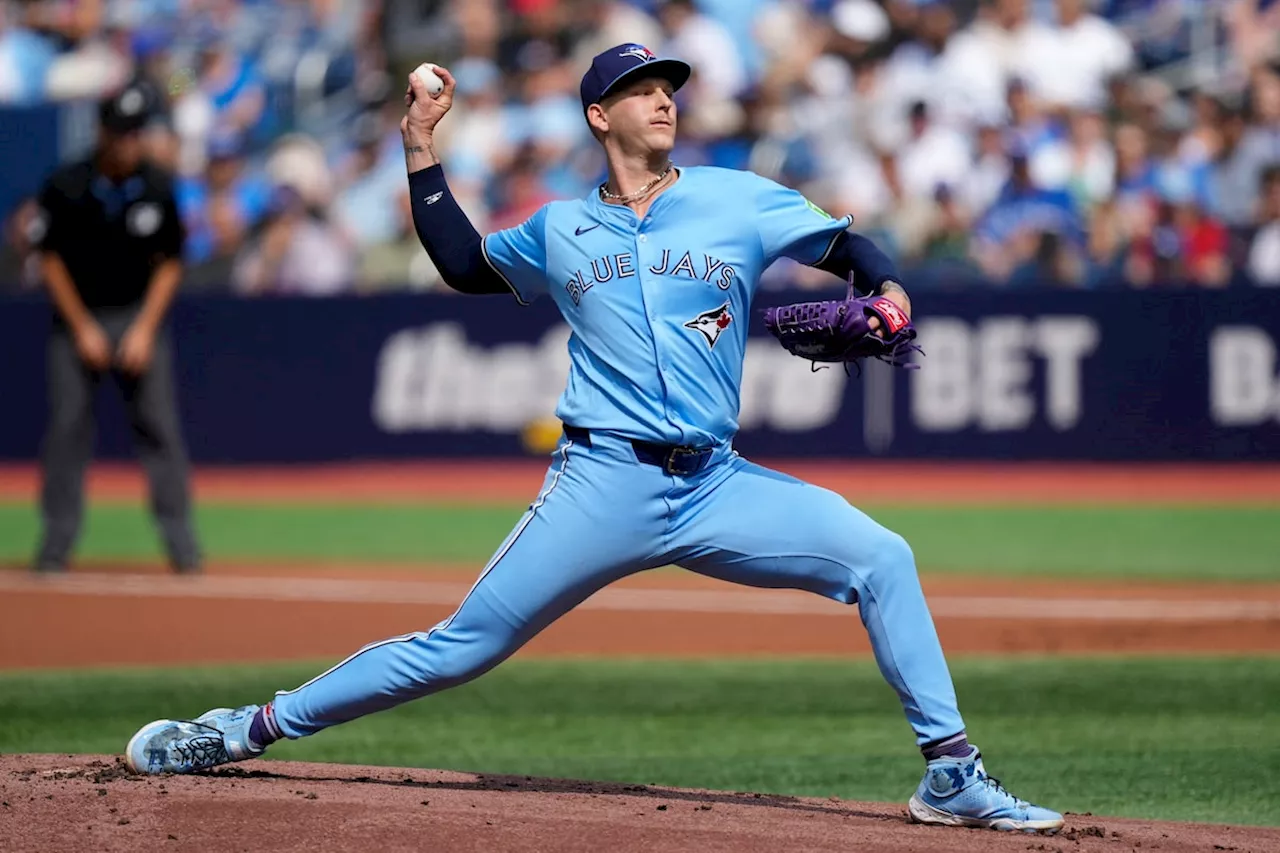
[935,0,1057,127]
[1031,105,1116,209]
[1037,0,1135,112]
[878,1,959,138]
[782,50,892,224]
[436,57,513,187]
[693,0,772,80]
[571,0,664,71]
[893,100,973,203]
[657,0,748,104]
[888,99,973,255]
[960,122,1014,217]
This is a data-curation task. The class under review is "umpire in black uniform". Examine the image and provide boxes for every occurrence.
[30,79,201,573]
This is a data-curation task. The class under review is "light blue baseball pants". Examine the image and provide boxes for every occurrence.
[271,430,965,745]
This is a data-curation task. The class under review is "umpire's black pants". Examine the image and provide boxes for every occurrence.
[35,307,201,571]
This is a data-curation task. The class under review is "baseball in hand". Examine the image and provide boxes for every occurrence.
[413,63,445,98]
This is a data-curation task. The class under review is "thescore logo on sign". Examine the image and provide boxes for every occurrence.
[372,324,571,431]
[909,317,1100,432]
[371,323,846,433]
[1210,327,1280,426]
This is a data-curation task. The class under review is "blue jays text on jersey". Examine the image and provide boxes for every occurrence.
[480,166,853,449]
[562,248,739,305]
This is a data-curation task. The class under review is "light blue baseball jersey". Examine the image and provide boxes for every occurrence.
[481,166,853,447]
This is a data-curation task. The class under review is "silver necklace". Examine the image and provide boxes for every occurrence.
[599,162,674,204]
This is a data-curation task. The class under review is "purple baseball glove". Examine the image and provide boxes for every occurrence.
[763,285,922,371]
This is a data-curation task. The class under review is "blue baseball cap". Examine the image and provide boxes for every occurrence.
[579,43,691,114]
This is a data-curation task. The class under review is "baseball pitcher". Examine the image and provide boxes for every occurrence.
[125,44,1062,834]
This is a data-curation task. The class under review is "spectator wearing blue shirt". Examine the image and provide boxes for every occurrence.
[0,7,57,103]
[1112,120,1159,207]
[973,142,1085,279]
[332,112,409,248]
[195,30,270,147]
[1004,76,1063,156]
[175,130,271,277]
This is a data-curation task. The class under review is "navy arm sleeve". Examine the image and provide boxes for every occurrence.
[407,165,510,296]
[814,231,901,296]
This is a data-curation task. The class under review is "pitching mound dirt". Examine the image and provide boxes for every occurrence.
[1,755,1274,853]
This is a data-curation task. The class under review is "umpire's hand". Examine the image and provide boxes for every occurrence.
[116,321,156,375]
[73,321,112,371]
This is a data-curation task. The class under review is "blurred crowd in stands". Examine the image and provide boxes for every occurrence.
[3,0,1280,295]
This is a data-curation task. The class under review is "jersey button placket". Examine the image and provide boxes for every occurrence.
[637,227,677,430]
[637,228,656,321]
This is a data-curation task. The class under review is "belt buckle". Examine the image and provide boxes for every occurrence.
[664,446,705,476]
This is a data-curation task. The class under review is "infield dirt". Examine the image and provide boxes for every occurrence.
[4,754,1278,853]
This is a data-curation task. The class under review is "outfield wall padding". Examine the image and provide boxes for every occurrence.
[1,289,1276,462]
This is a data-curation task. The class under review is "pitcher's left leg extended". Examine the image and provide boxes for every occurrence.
[668,456,1062,833]
[670,456,964,745]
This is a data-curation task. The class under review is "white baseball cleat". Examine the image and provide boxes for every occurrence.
[125,705,264,775]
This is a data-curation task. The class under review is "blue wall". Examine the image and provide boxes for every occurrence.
[2,289,1278,462]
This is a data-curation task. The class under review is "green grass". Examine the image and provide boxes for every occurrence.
[2,501,1278,579]
[0,657,1276,825]
[0,503,513,564]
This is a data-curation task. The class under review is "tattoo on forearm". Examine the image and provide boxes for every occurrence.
[404,143,440,167]
[880,279,911,309]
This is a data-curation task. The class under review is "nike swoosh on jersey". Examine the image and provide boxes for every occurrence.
[575,224,601,236]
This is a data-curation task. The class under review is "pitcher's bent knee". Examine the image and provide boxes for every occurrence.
[873,529,917,575]
[829,521,918,585]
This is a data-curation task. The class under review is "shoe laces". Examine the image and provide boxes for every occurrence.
[171,720,228,767]
[177,717,232,745]
[978,771,1027,807]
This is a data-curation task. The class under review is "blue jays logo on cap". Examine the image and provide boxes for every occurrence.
[579,43,692,114]
[618,44,657,62]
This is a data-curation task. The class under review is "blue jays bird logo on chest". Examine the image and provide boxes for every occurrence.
[684,302,733,348]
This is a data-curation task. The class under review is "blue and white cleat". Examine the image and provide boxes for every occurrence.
[908,746,1064,834]
[125,705,264,775]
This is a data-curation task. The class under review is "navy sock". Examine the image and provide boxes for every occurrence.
[921,732,970,762]
[248,703,283,749]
